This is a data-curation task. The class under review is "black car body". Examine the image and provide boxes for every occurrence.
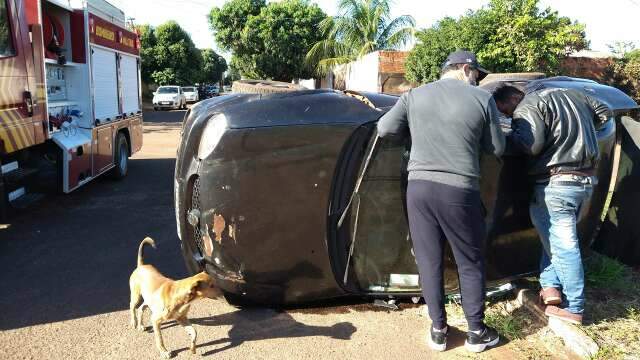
[174,77,640,305]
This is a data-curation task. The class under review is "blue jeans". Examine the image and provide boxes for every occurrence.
[529,175,594,314]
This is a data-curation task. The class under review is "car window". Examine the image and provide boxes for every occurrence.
[349,136,418,292]
[157,87,178,94]
[0,0,16,58]
[183,87,195,92]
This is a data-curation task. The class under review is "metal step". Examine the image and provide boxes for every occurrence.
[3,167,39,192]
[10,192,44,209]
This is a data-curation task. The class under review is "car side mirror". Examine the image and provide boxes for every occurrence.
[153,92,157,96]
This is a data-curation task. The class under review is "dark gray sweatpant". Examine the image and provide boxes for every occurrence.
[407,180,486,331]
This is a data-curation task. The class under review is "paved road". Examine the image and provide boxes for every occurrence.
[0,109,532,360]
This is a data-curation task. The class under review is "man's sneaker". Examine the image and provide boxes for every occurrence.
[465,326,500,353]
[427,326,447,351]
[545,305,583,325]
[540,287,562,305]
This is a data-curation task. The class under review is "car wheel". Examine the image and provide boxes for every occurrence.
[182,100,187,110]
[110,132,129,179]
[232,79,304,94]
[153,106,158,111]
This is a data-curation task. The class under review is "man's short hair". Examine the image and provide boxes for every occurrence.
[493,85,524,104]
[440,63,465,77]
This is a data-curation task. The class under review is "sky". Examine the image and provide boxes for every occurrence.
[108,0,640,57]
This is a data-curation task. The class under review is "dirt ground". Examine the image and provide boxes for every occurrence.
[0,110,598,359]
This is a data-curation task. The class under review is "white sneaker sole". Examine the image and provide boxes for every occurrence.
[464,336,499,353]
[427,337,446,352]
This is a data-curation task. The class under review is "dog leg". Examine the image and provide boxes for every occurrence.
[135,303,147,331]
[177,316,197,354]
[152,316,171,359]
[129,285,142,330]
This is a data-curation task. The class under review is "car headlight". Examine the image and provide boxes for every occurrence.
[198,114,228,159]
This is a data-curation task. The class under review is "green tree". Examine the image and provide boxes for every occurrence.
[209,0,325,81]
[199,49,228,85]
[306,0,415,75]
[136,24,157,84]
[405,0,588,84]
[151,21,202,85]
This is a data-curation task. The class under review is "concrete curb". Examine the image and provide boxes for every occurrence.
[516,289,599,359]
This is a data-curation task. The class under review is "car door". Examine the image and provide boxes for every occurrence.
[334,124,540,296]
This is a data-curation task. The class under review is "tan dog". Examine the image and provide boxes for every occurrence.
[129,237,220,359]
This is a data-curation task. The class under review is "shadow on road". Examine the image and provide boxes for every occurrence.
[170,309,356,357]
[0,158,185,330]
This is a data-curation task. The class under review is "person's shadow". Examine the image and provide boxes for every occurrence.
[160,308,356,356]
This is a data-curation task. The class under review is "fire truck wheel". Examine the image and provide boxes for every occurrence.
[111,133,129,179]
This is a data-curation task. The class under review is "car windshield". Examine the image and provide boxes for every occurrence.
[183,87,195,92]
[157,87,179,94]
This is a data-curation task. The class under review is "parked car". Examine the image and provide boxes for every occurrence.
[174,77,639,306]
[223,85,232,93]
[206,85,220,97]
[153,86,186,110]
[183,86,199,103]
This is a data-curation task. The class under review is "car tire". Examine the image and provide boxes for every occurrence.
[153,106,158,111]
[110,132,129,179]
[232,79,304,94]
[480,72,546,86]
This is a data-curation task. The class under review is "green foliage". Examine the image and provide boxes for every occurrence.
[151,21,202,86]
[137,21,203,86]
[405,0,588,84]
[136,24,157,84]
[625,49,640,62]
[605,57,640,103]
[209,0,265,53]
[209,0,325,81]
[199,49,227,85]
[306,0,415,75]
[584,253,631,291]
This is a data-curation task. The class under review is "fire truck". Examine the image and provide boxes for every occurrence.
[0,0,143,217]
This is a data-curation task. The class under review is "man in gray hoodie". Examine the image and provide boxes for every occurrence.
[377,50,505,353]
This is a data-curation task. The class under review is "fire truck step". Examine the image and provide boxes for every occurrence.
[3,168,39,192]
[10,192,44,210]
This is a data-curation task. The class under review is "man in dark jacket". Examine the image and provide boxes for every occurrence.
[493,85,610,325]
[377,50,504,353]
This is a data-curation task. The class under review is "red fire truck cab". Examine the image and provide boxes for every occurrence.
[0,0,143,216]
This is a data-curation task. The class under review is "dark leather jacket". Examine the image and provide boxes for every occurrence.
[509,88,611,178]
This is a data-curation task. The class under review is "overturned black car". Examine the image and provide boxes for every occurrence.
[174,77,640,305]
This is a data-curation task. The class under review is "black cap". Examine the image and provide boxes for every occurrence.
[442,50,490,81]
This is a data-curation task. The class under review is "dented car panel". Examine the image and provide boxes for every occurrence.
[175,78,639,305]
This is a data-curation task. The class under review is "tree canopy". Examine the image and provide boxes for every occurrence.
[306,0,415,75]
[137,21,203,86]
[209,0,325,81]
[405,0,588,84]
[199,49,228,85]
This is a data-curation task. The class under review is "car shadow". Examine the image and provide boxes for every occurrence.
[160,309,356,356]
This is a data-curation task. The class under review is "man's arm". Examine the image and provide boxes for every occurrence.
[377,92,409,138]
[585,93,611,127]
[510,94,547,156]
[481,97,506,157]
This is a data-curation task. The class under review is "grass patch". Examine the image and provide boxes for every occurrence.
[484,308,525,340]
[584,253,631,290]
[583,253,640,359]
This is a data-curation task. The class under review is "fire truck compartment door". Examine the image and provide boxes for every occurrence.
[120,54,140,115]
[91,46,119,122]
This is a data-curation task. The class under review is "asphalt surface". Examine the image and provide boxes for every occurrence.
[0,108,533,360]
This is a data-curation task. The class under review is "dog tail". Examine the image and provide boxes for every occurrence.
[137,237,156,267]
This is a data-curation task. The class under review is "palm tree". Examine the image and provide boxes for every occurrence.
[306,0,415,75]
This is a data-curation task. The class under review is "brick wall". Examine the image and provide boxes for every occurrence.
[559,57,615,82]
